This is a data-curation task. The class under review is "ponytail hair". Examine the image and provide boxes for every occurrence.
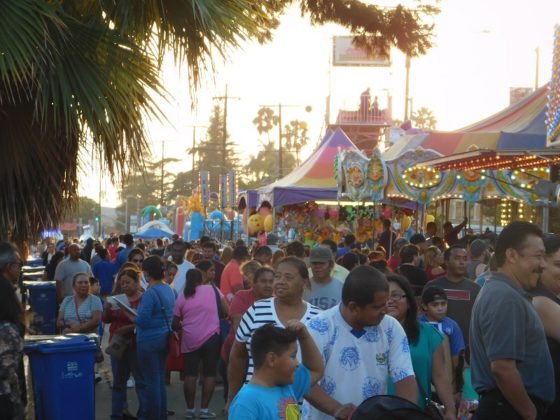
[183,269,203,298]
[142,255,165,280]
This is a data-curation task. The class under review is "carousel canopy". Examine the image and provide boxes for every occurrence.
[257,128,361,206]
[385,85,554,168]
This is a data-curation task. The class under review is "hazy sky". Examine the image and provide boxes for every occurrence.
[80,0,560,207]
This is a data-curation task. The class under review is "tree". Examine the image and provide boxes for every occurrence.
[1,0,438,243]
[253,107,279,140]
[63,196,99,226]
[242,140,297,190]
[196,105,240,192]
[147,157,181,206]
[283,120,309,165]
[412,107,438,130]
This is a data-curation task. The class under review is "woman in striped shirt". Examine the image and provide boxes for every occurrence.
[226,256,321,411]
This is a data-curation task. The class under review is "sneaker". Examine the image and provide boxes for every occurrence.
[199,410,216,419]
[184,409,196,419]
[127,377,135,388]
[95,373,102,384]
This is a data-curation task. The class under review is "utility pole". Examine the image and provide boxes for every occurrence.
[278,104,283,178]
[213,85,240,172]
[160,140,165,207]
[404,55,411,121]
[184,125,207,189]
[259,103,312,180]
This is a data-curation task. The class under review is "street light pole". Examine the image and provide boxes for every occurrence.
[278,103,283,178]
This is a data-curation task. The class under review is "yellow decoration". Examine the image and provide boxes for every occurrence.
[248,214,264,235]
[264,214,273,232]
[425,214,435,224]
[402,215,411,231]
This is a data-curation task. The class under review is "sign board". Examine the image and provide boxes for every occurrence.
[219,174,228,209]
[333,36,391,67]
[199,171,210,207]
[228,171,237,208]
[130,224,138,233]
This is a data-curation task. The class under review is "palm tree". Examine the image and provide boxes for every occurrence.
[412,107,438,131]
[0,0,438,243]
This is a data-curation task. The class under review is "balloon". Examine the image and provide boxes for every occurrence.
[383,206,392,219]
[210,210,224,221]
[264,214,273,232]
[227,210,237,220]
[316,205,326,218]
[248,214,264,236]
[189,212,204,241]
[425,214,435,224]
[402,215,411,231]
[327,208,339,220]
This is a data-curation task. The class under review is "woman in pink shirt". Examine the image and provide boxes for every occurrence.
[172,269,228,419]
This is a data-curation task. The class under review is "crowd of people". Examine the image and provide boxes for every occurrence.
[0,218,559,419]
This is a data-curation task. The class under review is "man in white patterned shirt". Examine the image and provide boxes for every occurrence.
[304,266,417,420]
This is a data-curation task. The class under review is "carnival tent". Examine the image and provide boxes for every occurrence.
[257,128,361,206]
[385,85,549,162]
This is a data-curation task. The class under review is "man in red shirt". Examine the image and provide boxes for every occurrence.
[220,246,250,304]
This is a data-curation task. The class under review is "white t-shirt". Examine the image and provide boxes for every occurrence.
[171,260,195,296]
[303,306,414,420]
[303,278,343,310]
[236,297,321,382]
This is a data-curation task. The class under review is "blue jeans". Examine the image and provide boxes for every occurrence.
[111,346,147,419]
[137,335,169,420]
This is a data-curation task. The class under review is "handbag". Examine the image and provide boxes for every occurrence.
[212,285,230,343]
[75,297,104,363]
[415,376,445,420]
[105,334,131,359]
[154,287,182,359]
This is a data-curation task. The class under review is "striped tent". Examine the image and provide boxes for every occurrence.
[385,85,548,162]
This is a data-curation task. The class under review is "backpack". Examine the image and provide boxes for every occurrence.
[351,395,435,420]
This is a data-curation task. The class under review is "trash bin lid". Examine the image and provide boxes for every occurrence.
[26,334,96,354]
[23,281,56,289]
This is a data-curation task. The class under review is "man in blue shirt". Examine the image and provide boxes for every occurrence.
[116,233,134,269]
[470,221,553,419]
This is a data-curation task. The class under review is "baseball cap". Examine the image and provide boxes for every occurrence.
[410,233,426,245]
[421,286,447,305]
[394,237,409,249]
[470,239,488,258]
[309,246,333,263]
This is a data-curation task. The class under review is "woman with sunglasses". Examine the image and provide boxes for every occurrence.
[385,273,456,420]
[128,248,148,290]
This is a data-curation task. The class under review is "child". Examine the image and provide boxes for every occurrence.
[228,321,324,419]
[419,286,465,370]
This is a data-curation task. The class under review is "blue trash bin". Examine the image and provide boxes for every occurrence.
[25,334,96,420]
[24,281,57,334]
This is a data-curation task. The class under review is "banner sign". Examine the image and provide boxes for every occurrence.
[227,171,237,208]
[199,171,210,207]
[333,36,391,67]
